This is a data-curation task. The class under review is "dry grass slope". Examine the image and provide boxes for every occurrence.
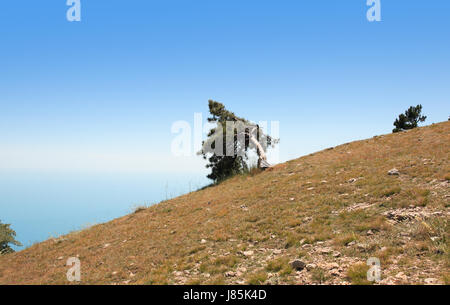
[0,122,449,285]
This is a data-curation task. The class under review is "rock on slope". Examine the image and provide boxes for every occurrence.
[0,122,448,285]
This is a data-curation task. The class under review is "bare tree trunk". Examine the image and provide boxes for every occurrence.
[250,135,267,161]
[249,127,269,168]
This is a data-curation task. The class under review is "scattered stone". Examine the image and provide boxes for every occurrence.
[318,247,333,255]
[332,251,341,258]
[273,249,282,255]
[53,238,67,244]
[395,272,408,282]
[200,239,207,244]
[103,243,110,248]
[237,267,247,273]
[424,278,438,285]
[225,271,236,277]
[325,263,339,270]
[267,277,278,285]
[431,211,443,216]
[289,198,295,201]
[356,243,368,252]
[347,240,357,247]
[290,260,306,271]
[57,256,64,260]
[243,250,254,257]
[383,207,448,223]
[306,263,317,271]
[330,269,340,276]
[379,276,396,285]
[344,202,372,213]
[367,229,374,236]
[348,178,357,183]
[388,168,400,176]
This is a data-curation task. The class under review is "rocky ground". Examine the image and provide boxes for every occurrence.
[0,122,448,285]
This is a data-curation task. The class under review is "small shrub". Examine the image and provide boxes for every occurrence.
[382,187,401,197]
[297,250,307,258]
[334,233,357,246]
[311,268,329,284]
[284,235,298,248]
[245,215,260,223]
[247,271,268,285]
[145,273,169,285]
[187,246,206,255]
[245,166,263,177]
[133,206,147,213]
[186,278,202,285]
[358,215,389,232]
[266,257,289,272]
[443,273,450,285]
[206,275,226,285]
[346,263,372,285]
[213,255,239,268]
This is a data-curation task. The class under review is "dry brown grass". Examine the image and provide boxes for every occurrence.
[0,121,448,285]
[346,263,372,285]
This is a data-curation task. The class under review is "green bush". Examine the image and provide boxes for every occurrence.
[0,220,22,255]
[393,104,427,133]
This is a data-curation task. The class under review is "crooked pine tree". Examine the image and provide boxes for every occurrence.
[393,104,427,133]
[198,100,278,183]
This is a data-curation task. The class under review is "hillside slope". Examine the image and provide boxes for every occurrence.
[0,122,449,285]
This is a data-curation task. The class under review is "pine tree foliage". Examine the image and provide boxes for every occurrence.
[0,220,21,255]
[393,105,427,133]
[199,100,278,183]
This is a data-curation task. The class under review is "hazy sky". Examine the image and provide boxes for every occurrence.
[1,0,449,173]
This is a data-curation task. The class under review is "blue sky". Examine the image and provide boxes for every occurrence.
[1,0,449,173]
